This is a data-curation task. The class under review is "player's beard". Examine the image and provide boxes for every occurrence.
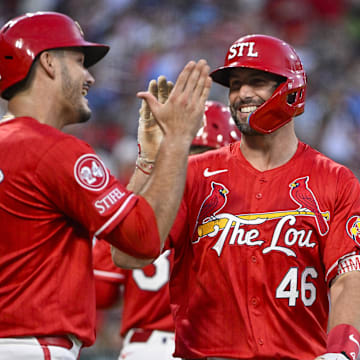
[229,96,271,136]
[60,63,91,124]
[229,104,259,136]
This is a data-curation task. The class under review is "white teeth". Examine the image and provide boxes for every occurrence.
[82,89,88,96]
[240,106,257,113]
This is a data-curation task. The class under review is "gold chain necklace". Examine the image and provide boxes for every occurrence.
[0,112,15,123]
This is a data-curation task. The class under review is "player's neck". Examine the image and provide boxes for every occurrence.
[239,122,299,172]
[7,95,67,130]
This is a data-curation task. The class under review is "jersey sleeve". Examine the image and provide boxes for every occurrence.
[34,137,160,257]
[323,168,360,284]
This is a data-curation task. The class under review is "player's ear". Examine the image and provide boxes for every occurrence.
[38,51,57,79]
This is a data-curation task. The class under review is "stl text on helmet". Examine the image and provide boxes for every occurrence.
[228,42,258,60]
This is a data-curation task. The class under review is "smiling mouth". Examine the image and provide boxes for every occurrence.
[240,105,257,113]
[81,89,88,96]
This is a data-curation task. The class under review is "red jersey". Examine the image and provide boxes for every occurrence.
[168,141,360,359]
[93,239,175,336]
[0,117,158,346]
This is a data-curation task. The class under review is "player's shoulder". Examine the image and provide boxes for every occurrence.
[20,116,92,153]
[303,142,357,181]
[29,117,84,142]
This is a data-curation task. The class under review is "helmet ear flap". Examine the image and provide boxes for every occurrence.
[247,79,306,134]
[287,87,305,105]
[287,92,297,105]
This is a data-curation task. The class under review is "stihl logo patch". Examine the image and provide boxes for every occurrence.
[338,255,360,276]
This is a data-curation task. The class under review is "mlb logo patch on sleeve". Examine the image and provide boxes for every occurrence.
[346,215,360,247]
[74,154,109,191]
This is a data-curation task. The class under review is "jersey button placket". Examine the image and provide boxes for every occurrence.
[250,178,267,349]
[248,250,265,352]
[255,176,267,201]
[251,297,258,307]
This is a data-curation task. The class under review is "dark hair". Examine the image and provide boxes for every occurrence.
[3,49,66,100]
[3,55,40,100]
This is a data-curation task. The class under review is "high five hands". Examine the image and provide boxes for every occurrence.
[136,76,173,174]
[137,59,212,148]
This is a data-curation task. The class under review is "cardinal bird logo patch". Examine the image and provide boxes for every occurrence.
[289,176,329,236]
[74,154,109,191]
[192,175,331,256]
[197,181,229,224]
[192,182,229,243]
[346,216,360,247]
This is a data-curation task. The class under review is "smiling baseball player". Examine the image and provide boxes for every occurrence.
[0,11,212,360]
[113,34,360,360]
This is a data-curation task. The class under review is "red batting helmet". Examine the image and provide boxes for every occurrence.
[0,11,109,98]
[192,100,241,149]
[210,34,306,134]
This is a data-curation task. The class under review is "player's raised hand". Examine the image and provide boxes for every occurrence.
[137,76,173,174]
[137,59,212,144]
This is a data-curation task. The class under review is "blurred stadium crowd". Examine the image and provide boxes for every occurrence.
[0,0,359,358]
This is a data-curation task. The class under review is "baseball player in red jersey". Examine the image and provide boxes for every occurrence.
[0,11,211,360]
[93,99,241,360]
[113,34,360,360]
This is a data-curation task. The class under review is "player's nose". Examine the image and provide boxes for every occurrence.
[237,83,254,98]
[85,70,95,86]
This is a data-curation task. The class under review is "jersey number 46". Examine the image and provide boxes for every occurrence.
[276,267,318,307]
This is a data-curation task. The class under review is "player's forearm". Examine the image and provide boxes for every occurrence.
[108,135,191,268]
[111,137,189,269]
[315,272,360,360]
[139,135,191,249]
[126,166,149,193]
[328,271,360,330]
[111,245,153,269]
